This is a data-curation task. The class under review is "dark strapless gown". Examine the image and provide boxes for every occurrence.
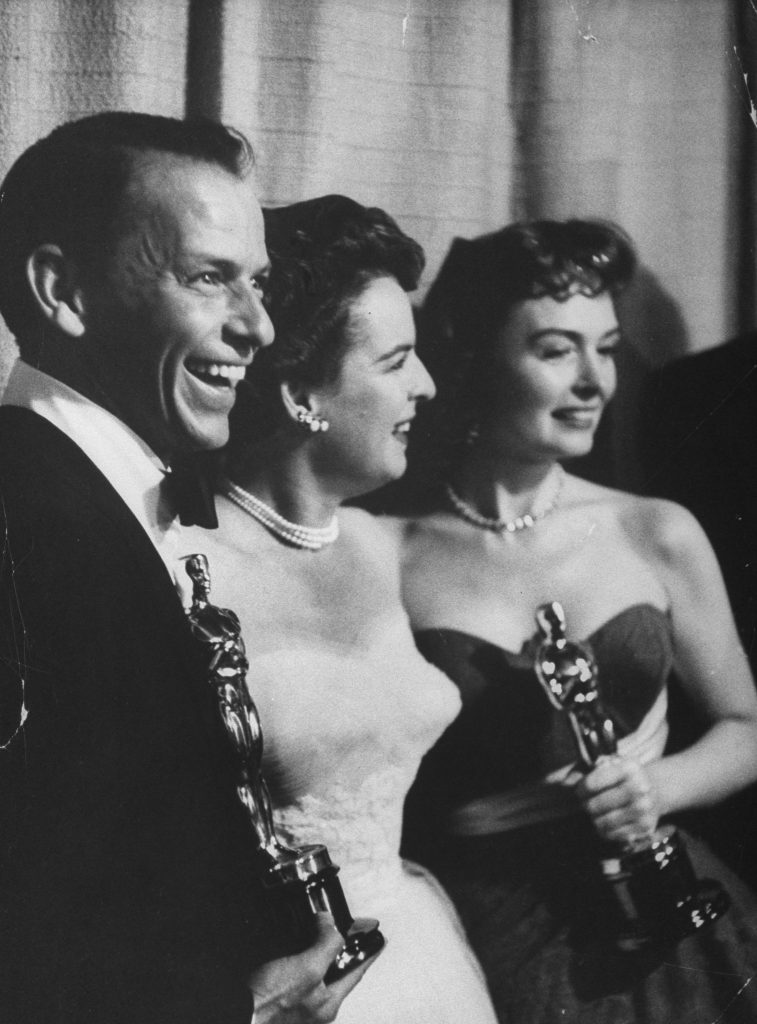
[403,605,757,1023]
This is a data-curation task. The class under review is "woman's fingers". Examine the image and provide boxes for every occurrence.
[249,913,381,1024]
[576,757,660,844]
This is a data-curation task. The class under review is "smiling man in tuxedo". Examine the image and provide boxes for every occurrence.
[0,112,371,1024]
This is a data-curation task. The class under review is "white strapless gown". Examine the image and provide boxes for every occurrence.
[246,634,498,1023]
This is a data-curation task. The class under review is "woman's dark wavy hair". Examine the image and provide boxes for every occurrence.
[228,194,425,446]
[394,219,637,507]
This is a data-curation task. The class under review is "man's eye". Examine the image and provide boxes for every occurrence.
[598,343,619,358]
[542,347,571,361]
[388,354,409,371]
[190,271,223,289]
[252,276,271,307]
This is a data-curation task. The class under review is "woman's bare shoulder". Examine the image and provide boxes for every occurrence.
[640,503,717,587]
[571,478,709,567]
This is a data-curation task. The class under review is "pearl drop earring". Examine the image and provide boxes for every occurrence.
[296,408,330,433]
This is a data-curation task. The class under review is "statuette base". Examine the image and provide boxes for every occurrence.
[263,843,385,979]
[602,827,730,951]
[324,917,386,984]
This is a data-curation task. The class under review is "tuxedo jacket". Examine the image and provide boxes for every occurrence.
[640,335,757,885]
[640,333,757,666]
[0,407,274,1023]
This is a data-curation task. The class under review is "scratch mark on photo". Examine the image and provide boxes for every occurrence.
[0,497,29,750]
[710,975,753,1023]
[732,46,757,129]
[565,0,598,43]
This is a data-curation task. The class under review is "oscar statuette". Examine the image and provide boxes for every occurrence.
[534,601,729,951]
[183,552,385,980]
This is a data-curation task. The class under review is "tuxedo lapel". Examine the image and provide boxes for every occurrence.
[0,407,214,715]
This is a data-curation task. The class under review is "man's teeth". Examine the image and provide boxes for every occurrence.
[395,422,411,434]
[189,362,246,386]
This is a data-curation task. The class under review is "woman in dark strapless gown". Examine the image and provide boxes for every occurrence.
[397,221,757,1023]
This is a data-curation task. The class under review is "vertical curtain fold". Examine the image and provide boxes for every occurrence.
[512,0,738,361]
[199,0,515,294]
[735,0,757,336]
[186,0,225,122]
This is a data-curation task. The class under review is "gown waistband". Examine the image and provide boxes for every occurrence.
[448,688,669,836]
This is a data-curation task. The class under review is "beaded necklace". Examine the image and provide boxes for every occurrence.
[221,479,339,551]
[444,466,565,535]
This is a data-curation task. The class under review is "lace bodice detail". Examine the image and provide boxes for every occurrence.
[274,767,411,902]
[244,633,461,901]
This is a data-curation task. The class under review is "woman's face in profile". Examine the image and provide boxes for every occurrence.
[482,290,621,464]
[309,274,436,495]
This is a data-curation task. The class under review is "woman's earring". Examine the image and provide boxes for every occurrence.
[465,421,480,446]
[296,408,330,433]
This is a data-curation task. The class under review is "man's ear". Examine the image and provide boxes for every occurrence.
[26,244,87,338]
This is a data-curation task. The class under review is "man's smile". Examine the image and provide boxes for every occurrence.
[185,359,247,388]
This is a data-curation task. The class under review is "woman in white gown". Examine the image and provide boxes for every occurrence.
[185,195,497,1023]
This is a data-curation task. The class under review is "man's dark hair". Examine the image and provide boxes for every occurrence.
[228,194,425,446]
[0,111,253,350]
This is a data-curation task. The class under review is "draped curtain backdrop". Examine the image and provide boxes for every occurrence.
[0,0,754,483]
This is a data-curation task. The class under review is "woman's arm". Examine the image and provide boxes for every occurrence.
[579,499,757,846]
[648,499,757,809]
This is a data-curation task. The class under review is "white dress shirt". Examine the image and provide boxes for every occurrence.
[2,358,186,582]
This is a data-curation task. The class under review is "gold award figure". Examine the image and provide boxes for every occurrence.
[534,601,729,951]
[184,553,385,979]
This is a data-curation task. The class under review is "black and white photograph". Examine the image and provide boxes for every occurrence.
[0,2,756,1022]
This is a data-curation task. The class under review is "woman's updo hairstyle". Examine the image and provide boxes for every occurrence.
[419,218,635,374]
[229,194,424,447]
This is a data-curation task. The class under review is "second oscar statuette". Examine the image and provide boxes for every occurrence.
[533,601,729,952]
[184,552,384,981]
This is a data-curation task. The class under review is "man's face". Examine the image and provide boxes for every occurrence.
[79,152,274,460]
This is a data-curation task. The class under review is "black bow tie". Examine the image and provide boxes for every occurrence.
[163,460,219,529]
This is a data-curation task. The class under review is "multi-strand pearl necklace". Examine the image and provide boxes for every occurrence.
[221,479,339,551]
[445,466,565,535]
